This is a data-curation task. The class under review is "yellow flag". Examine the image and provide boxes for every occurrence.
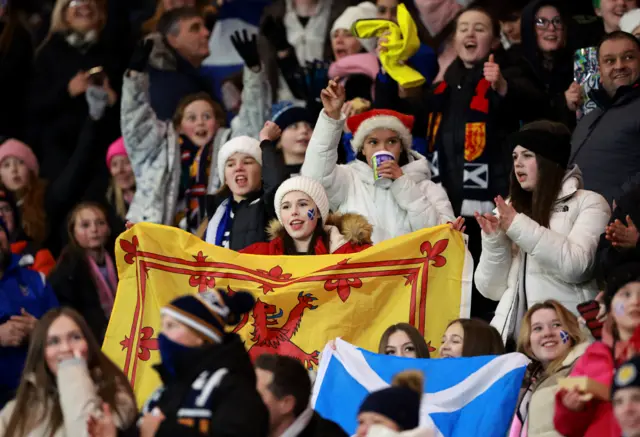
[103,223,472,406]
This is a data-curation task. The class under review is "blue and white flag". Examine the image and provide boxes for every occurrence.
[312,339,530,437]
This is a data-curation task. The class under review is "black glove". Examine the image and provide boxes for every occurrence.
[230,29,260,71]
[261,16,290,52]
[128,38,154,73]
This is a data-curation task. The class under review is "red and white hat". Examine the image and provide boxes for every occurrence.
[347,109,414,154]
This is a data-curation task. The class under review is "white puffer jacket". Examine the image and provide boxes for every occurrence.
[474,165,611,341]
[301,111,455,243]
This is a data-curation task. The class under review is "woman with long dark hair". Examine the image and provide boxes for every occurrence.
[241,175,373,255]
[474,120,610,347]
[378,323,431,358]
[0,307,137,436]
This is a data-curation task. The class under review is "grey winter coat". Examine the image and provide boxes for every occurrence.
[570,84,640,204]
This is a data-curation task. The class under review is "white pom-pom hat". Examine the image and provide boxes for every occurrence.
[274,176,330,225]
[347,109,415,155]
[217,136,262,185]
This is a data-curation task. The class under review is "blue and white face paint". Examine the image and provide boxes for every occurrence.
[560,330,570,344]
[307,208,316,221]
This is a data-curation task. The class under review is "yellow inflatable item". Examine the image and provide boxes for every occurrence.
[353,4,425,88]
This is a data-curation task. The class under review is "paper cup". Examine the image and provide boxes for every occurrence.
[371,151,395,181]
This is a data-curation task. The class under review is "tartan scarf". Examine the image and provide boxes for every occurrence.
[425,59,505,216]
[179,135,213,233]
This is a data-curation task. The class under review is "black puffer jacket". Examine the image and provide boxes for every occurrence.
[205,139,287,251]
[143,334,269,437]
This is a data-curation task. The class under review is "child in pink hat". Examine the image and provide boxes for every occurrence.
[105,137,135,221]
[0,139,47,242]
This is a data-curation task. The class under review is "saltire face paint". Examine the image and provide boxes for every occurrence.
[560,330,569,344]
[615,301,626,317]
[307,208,316,221]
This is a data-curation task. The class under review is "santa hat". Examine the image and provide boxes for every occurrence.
[106,137,127,169]
[161,289,254,343]
[217,136,263,185]
[0,139,39,176]
[620,9,640,34]
[347,109,414,154]
[331,2,378,53]
[274,176,330,225]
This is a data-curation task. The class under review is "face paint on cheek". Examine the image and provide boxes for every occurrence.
[307,209,316,221]
[560,330,569,344]
[615,301,626,317]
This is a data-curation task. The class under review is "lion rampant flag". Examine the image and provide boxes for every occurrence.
[103,223,472,405]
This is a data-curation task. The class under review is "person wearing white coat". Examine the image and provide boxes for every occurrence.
[474,121,611,347]
[301,80,454,243]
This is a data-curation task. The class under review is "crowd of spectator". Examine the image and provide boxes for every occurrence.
[3,0,640,435]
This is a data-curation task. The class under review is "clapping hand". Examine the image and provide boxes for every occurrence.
[495,195,517,231]
[320,78,346,120]
[474,212,500,235]
[605,215,639,249]
[87,403,117,437]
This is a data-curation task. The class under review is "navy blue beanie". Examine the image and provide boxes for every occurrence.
[161,289,254,343]
[272,104,315,131]
[359,386,422,430]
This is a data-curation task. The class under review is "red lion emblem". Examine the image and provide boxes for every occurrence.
[248,292,320,369]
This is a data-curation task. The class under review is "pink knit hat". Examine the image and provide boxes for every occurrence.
[0,139,39,176]
[106,137,127,168]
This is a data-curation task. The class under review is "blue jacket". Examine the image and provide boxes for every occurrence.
[0,254,59,400]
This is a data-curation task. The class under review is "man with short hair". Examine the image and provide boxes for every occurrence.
[147,7,214,120]
[570,31,640,204]
[255,354,348,437]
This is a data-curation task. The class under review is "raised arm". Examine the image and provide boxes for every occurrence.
[301,80,352,209]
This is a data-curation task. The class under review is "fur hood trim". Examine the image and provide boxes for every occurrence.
[266,212,373,246]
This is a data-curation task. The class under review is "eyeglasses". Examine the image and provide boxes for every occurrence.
[535,16,563,30]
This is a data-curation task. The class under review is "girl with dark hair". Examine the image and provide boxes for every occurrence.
[474,120,611,347]
[439,318,505,358]
[48,202,117,343]
[241,175,373,255]
[0,307,137,437]
[510,300,588,437]
[301,79,454,244]
[378,323,431,358]
[511,0,577,127]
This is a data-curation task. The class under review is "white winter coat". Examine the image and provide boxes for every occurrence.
[301,111,455,243]
[474,166,611,341]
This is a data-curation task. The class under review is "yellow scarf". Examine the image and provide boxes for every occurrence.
[353,4,425,88]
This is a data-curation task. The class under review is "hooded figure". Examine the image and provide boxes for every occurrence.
[512,0,576,127]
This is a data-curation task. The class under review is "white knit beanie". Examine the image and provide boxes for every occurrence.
[620,9,640,34]
[331,2,378,52]
[274,176,330,225]
[217,136,262,185]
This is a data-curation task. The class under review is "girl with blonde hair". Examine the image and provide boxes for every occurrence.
[509,300,589,437]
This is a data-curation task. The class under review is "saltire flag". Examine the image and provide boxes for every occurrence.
[312,339,530,437]
[102,223,472,406]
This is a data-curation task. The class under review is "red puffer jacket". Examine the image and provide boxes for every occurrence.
[241,213,373,255]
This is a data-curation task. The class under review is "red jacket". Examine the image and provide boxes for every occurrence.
[241,213,373,255]
[553,321,640,437]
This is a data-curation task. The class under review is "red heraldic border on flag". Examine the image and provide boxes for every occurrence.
[116,235,452,387]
